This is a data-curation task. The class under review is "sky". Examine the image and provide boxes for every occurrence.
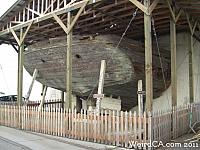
[0,0,59,100]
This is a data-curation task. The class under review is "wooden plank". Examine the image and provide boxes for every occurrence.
[108,110,111,144]
[144,0,153,112]
[116,110,120,146]
[149,0,159,14]
[189,34,194,103]
[120,111,124,147]
[71,109,74,138]
[74,109,77,139]
[84,109,87,141]
[77,111,80,140]
[165,0,176,22]
[80,109,84,140]
[112,110,115,145]
[129,0,147,14]
[97,110,100,143]
[87,110,90,141]
[129,111,132,147]
[61,108,63,137]
[0,0,102,37]
[65,11,72,109]
[170,14,177,107]
[105,110,108,143]
[94,110,97,142]
[124,111,128,148]
[143,112,147,149]
[148,112,152,150]
[100,109,104,143]
[133,111,137,148]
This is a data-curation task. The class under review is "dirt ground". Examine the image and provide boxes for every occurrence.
[157,134,200,150]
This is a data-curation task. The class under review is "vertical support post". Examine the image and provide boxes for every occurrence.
[61,91,65,109]
[186,15,197,104]
[144,0,153,112]
[138,80,143,115]
[170,8,177,107]
[96,60,106,110]
[189,33,194,103]
[17,28,24,107]
[65,11,72,109]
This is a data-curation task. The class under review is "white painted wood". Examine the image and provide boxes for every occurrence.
[96,60,106,110]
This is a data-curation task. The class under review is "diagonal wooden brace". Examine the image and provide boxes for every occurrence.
[149,0,159,14]
[10,21,33,46]
[53,0,90,35]
[129,0,148,14]
[129,0,159,15]
[186,13,198,35]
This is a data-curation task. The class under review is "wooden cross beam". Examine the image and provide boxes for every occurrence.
[10,21,33,46]
[52,0,90,35]
[186,13,198,35]
[129,0,160,15]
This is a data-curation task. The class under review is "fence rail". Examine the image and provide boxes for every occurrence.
[0,105,151,148]
[0,103,200,149]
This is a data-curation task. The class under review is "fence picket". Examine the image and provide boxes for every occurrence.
[0,103,199,149]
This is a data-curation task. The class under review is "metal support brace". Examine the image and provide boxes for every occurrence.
[144,0,153,112]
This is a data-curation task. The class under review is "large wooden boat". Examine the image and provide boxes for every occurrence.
[24,34,170,110]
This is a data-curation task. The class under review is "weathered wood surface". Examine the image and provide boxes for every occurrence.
[25,35,170,110]
[0,104,151,149]
[1,103,200,149]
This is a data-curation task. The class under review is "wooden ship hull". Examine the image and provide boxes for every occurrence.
[24,35,170,110]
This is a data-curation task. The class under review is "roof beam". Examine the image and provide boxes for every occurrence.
[0,0,101,36]
[10,21,33,46]
[128,0,148,14]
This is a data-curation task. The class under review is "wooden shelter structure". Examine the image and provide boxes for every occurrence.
[0,0,200,112]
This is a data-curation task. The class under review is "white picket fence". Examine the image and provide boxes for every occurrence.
[0,103,200,149]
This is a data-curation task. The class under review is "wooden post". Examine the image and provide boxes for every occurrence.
[65,11,72,109]
[186,15,197,104]
[144,0,153,112]
[138,80,144,115]
[17,28,24,107]
[95,60,106,110]
[25,68,38,101]
[39,86,47,111]
[189,34,194,103]
[61,91,65,109]
[170,6,177,107]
